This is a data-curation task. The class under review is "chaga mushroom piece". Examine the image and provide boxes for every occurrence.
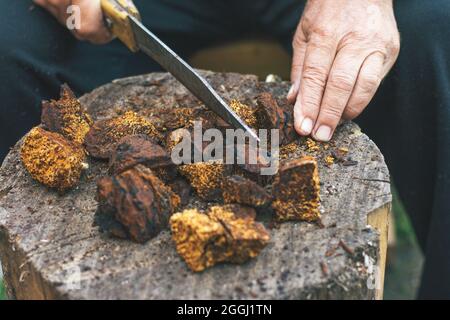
[165,127,210,161]
[208,205,269,263]
[229,100,258,128]
[109,134,176,180]
[170,205,269,272]
[20,127,87,191]
[211,100,258,130]
[167,178,192,206]
[160,104,229,132]
[255,92,284,129]
[159,107,205,130]
[222,175,272,208]
[170,209,228,272]
[84,111,162,159]
[178,161,232,201]
[41,84,93,145]
[271,156,321,222]
[256,92,297,145]
[232,143,274,186]
[165,127,190,154]
[276,98,297,144]
[96,165,180,243]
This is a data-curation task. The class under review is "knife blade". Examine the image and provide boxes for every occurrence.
[101,0,260,142]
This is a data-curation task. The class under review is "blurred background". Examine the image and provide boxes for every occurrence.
[0,39,423,300]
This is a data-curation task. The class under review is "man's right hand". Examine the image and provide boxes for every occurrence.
[33,0,113,44]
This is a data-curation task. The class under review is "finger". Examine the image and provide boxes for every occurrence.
[343,52,385,120]
[56,0,72,25]
[287,42,306,104]
[72,0,113,44]
[288,35,307,103]
[312,49,366,141]
[294,38,337,136]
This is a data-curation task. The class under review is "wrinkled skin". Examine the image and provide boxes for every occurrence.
[288,0,400,142]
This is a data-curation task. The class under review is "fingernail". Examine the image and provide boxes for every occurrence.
[315,125,332,142]
[300,118,313,135]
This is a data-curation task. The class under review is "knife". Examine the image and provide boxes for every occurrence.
[100,0,260,142]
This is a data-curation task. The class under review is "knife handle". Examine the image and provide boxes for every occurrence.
[101,0,141,52]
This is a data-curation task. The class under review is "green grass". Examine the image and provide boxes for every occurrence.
[0,278,5,300]
[391,187,417,246]
[384,186,423,300]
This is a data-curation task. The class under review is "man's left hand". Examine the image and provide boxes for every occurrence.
[288,0,400,141]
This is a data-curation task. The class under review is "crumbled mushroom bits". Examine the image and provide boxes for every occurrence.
[170,205,270,272]
[96,165,180,243]
[41,84,93,145]
[20,127,87,191]
[159,107,205,130]
[178,161,231,201]
[229,99,258,128]
[84,111,163,159]
[271,156,321,222]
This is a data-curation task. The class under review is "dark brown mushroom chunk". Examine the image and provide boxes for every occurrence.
[256,92,297,145]
[41,84,93,145]
[222,175,272,208]
[95,165,180,243]
[271,156,321,222]
[84,111,162,159]
[108,134,176,181]
[167,178,193,207]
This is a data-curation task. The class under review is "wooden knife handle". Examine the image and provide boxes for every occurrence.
[101,0,141,52]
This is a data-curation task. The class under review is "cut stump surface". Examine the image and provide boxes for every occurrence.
[0,71,391,299]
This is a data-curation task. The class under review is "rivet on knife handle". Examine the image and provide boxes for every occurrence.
[100,0,141,52]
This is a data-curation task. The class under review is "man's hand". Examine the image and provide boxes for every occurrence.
[287,0,400,141]
[33,0,113,44]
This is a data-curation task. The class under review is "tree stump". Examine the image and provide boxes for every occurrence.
[0,71,391,300]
